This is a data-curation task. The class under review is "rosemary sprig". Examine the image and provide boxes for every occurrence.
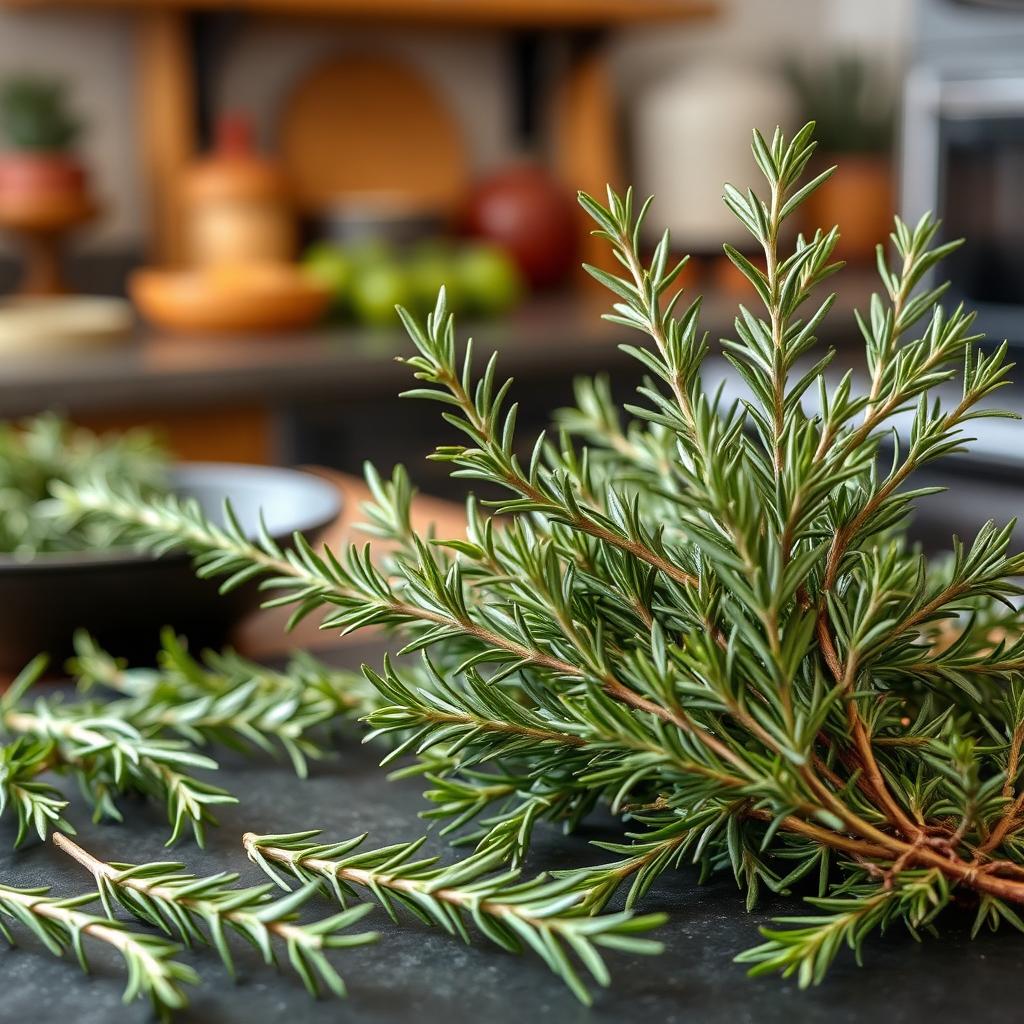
[71,630,374,778]
[0,658,235,846]
[54,833,378,998]
[0,739,71,846]
[243,829,665,1005]
[0,880,195,1019]
[0,635,384,847]
[71,628,378,723]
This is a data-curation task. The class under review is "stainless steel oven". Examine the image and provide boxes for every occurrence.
[902,0,1024,343]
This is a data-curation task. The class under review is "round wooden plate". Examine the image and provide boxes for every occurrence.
[0,295,132,356]
[278,53,467,214]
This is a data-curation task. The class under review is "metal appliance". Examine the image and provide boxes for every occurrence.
[902,0,1024,344]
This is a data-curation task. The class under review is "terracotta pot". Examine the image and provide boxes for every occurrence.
[802,154,894,264]
[0,152,86,200]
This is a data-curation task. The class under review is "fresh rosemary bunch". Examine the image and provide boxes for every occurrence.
[53,122,1024,993]
[53,833,378,998]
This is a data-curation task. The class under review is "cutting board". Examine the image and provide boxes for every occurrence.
[278,53,468,214]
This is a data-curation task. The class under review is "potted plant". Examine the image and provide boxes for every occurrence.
[0,76,86,207]
[787,53,895,262]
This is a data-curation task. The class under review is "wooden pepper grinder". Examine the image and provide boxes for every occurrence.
[183,113,295,268]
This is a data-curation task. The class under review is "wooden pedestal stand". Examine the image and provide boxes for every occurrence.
[0,192,97,295]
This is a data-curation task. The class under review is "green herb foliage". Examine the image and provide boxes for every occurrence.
[50,123,1024,996]
[785,54,894,154]
[0,633,378,846]
[0,77,80,151]
[0,414,167,556]
[244,829,664,1005]
[54,832,378,999]
[0,880,195,1019]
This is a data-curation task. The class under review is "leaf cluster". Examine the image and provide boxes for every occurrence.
[0,414,167,556]
[0,633,379,847]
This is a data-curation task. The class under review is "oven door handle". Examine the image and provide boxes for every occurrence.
[938,76,1024,118]
[901,70,1024,240]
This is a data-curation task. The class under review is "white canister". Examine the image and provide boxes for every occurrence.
[632,63,795,251]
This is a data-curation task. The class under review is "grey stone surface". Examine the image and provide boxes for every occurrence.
[0,692,1019,1023]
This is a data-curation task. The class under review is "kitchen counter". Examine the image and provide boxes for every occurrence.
[0,284,875,419]
[1,668,1022,1024]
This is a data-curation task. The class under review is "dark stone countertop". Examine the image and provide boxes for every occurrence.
[1,674,1020,1024]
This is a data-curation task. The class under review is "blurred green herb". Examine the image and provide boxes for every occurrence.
[0,414,167,557]
[785,54,894,153]
[0,634,379,846]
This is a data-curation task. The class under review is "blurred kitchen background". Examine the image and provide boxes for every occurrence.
[0,0,1020,546]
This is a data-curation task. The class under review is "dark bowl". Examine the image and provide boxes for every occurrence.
[0,463,342,674]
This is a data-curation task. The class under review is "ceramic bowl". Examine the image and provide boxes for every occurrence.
[0,462,341,673]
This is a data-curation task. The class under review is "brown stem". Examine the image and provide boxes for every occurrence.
[980,793,1024,856]
[745,808,892,859]
[815,615,922,840]
[1005,722,1024,800]
[54,834,316,947]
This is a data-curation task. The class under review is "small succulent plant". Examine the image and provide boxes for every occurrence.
[0,76,80,152]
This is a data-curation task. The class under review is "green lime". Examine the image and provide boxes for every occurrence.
[349,262,412,327]
[346,239,393,267]
[457,244,523,317]
[408,252,463,317]
[302,243,354,310]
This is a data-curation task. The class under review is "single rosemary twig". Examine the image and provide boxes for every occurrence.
[54,833,378,998]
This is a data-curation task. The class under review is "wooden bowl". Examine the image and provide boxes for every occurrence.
[130,263,332,335]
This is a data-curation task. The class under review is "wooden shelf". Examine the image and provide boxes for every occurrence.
[2,0,715,27]
[2,0,715,264]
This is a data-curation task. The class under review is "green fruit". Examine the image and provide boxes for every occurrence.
[408,254,462,317]
[349,262,412,327]
[302,244,354,308]
[345,238,393,267]
[457,245,523,317]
